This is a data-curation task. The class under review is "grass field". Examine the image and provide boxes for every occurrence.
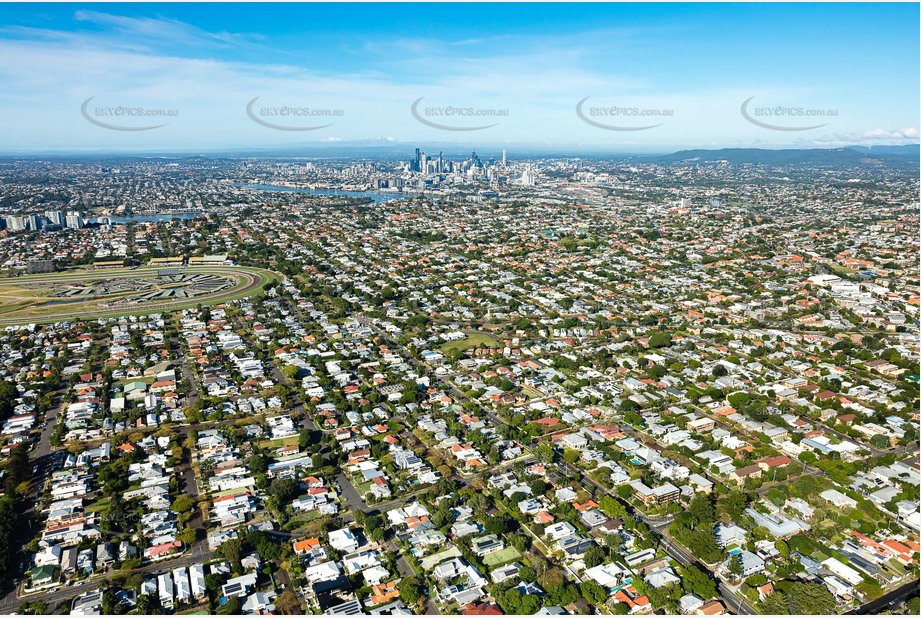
[258,435,301,450]
[439,331,499,354]
[0,265,278,325]
[483,546,522,567]
[520,386,543,399]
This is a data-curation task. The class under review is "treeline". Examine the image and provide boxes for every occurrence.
[0,445,31,589]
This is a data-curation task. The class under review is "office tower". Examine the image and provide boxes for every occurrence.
[502,149,507,167]
[420,152,428,174]
[414,148,421,172]
[438,151,443,173]
[26,214,41,231]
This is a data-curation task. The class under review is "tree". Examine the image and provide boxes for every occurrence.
[584,545,607,568]
[536,443,554,463]
[249,455,269,475]
[0,380,18,421]
[688,494,715,528]
[719,491,749,520]
[727,392,750,408]
[102,589,125,615]
[177,528,197,545]
[0,496,18,585]
[484,515,511,536]
[274,588,302,614]
[599,495,627,519]
[269,478,300,502]
[281,364,300,381]
[727,554,744,580]
[679,564,718,600]
[531,479,550,496]
[775,539,790,557]
[215,538,243,568]
[767,581,837,615]
[870,434,889,450]
[580,580,608,605]
[171,495,195,513]
[648,332,672,348]
[398,577,422,606]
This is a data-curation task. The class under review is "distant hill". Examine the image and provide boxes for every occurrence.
[654,146,919,167]
[845,144,920,155]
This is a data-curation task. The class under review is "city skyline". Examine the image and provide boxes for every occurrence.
[0,2,918,152]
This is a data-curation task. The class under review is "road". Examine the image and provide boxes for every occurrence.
[0,540,213,613]
[361,315,759,612]
[558,459,755,615]
[394,553,440,615]
[658,535,756,615]
[845,578,919,615]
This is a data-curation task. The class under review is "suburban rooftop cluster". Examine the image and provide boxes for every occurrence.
[0,151,917,616]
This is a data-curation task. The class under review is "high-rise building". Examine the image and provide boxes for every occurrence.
[45,210,64,226]
[414,148,421,172]
[26,214,41,231]
[5,215,28,231]
[65,211,84,229]
[502,149,507,167]
[520,167,536,186]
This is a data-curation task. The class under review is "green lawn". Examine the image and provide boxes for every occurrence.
[85,497,111,514]
[826,263,859,276]
[439,332,499,355]
[258,435,301,450]
[520,387,543,399]
[483,546,522,567]
[114,376,156,387]
[356,480,374,495]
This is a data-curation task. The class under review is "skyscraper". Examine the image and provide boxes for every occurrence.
[5,215,28,231]
[45,210,64,226]
[65,211,84,229]
[502,149,507,167]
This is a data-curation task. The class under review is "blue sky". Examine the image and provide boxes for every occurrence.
[0,2,917,152]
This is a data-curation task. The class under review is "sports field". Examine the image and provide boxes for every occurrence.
[0,265,278,325]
